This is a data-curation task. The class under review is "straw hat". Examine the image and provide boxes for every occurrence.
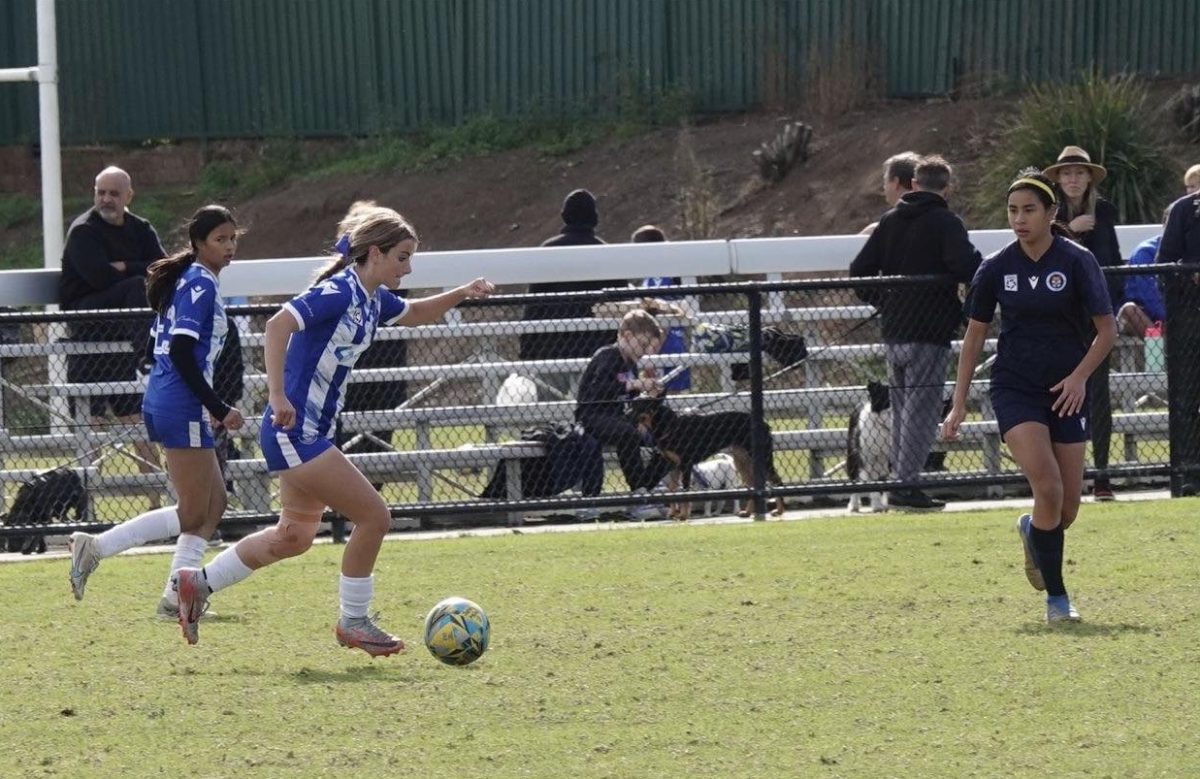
[1043,146,1107,184]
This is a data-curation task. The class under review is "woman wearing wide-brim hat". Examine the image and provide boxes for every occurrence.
[1044,145,1123,502]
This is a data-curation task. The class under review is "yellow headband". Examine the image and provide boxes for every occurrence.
[1009,177,1057,204]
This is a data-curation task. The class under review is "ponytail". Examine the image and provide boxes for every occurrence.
[146,252,197,314]
[314,254,354,283]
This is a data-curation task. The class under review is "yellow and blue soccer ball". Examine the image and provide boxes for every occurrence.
[423,596,490,666]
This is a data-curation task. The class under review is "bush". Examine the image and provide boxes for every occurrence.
[974,73,1176,227]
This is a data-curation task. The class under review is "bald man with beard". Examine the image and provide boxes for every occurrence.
[59,166,167,506]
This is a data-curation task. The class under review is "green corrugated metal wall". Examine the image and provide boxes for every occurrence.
[1,0,1197,145]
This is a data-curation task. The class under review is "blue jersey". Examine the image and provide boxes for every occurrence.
[143,263,227,417]
[271,267,409,442]
[967,236,1112,393]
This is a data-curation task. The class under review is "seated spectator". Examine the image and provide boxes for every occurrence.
[59,166,166,508]
[1118,208,1169,337]
[520,189,621,396]
[574,310,671,518]
[633,225,691,391]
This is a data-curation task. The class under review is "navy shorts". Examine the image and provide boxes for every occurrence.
[260,426,335,472]
[144,409,213,449]
[990,386,1089,444]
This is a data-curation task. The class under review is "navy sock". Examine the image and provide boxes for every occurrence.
[1029,523,1066,597]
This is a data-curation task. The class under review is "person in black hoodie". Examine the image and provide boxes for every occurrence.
[519,189,621,391]
[849,155,981,510]
[1044,146,1123,501]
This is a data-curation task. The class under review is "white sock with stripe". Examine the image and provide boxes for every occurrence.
[161,533,210,606]
[201,545,254,594]
[95,505,180,558]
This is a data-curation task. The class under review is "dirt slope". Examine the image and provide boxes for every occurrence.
[233,97,1013,259]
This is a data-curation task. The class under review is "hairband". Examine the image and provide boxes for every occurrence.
[334,233,352,259]
[1009,177,1057,204]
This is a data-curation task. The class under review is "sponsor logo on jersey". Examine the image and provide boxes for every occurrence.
[1028,275,1039,290]
[1004,274,1018,291]
[190,285,206,303]
[347,305,363,325]
[1047,271,1067,292]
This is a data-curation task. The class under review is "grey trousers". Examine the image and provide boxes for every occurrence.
[885,342,950,483]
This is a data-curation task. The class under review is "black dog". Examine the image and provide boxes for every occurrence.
[629,396,785,520]
[1,468,89,554]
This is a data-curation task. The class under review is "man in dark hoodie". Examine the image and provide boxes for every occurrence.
[850,155,981,510]
[519,189,621,374]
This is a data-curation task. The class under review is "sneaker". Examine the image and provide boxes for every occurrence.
[155,596,216,621]
[577,507,602,522]
[1092,484,1115,502]
[1046,594,1081,623]
[174,568,211,645]
[335,614,406,657]
[626,503,666,521]
[1015,514,1046,592]
[68,532,101,601]
[887,488,946,511]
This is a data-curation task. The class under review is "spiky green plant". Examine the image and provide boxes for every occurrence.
[975,73,1176,226]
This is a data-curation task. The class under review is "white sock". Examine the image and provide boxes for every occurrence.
[339,574,374,619]
[201,545,254,594]
[95,506,180,558]
[161,534,209,606]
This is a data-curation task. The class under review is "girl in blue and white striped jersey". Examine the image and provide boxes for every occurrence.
[68,205,245,625]
[173,205,494,654]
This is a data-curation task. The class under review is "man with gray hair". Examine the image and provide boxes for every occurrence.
[849,155,980,510]
[861,151,921,235]
[59,166,167,504]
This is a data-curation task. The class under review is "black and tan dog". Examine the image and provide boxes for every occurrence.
[1,467,88,554]
[628,395,785,520]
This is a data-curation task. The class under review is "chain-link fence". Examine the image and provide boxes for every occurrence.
[0,267,1188,549]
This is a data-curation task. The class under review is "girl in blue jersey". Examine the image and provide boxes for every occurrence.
[173,206,494,655]
[68,206,245,626]
[941,170,1115,623]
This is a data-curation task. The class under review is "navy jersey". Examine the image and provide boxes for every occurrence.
[143,263,227,417]
[967,236,1112,392]
[272,267,409,442]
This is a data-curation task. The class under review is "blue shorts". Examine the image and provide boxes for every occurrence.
[260,426,335,472]
[990,386,1089,444]
[144,409,213,449]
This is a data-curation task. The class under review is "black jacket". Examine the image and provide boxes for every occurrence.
[59,209,165,310]
[1057,197,1123,311]
[1158,191,1200,264]
[849,191,981,345]
[520,190,621,361]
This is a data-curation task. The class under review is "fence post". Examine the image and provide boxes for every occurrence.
[746,289,767,519]
[1163,267,1198,497]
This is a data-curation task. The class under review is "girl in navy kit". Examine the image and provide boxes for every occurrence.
[941,169,1115,623]
[68,206,245,622]
[172,205,494,655]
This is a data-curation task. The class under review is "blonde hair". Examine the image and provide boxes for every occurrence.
[314,204,419,283]
[1185,164,1200,190]
[618,309,663,340]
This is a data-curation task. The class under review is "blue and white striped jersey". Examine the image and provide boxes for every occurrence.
[271,266,409,442]
[144,263,228,417]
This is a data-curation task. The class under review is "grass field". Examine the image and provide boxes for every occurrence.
[1,500,1198,778]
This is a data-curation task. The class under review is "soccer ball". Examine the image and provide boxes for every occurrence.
[423,596,490,666]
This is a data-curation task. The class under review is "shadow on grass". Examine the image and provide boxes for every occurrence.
[1015,621,1153,637]
[290,665,409,684]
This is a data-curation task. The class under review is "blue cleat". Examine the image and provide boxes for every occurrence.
[1046,594,1081,623]
[1016,514,1046,592]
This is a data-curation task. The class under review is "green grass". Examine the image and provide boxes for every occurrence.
[2,499,1197,777]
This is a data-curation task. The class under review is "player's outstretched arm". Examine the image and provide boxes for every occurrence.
[399,278,495,326]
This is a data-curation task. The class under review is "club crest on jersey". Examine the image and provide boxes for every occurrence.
[1004,274,1018,291]
[347,305,363,325]
[1028,275,1039,290]
[190,285,207,303]
[1047,271,1067,292]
